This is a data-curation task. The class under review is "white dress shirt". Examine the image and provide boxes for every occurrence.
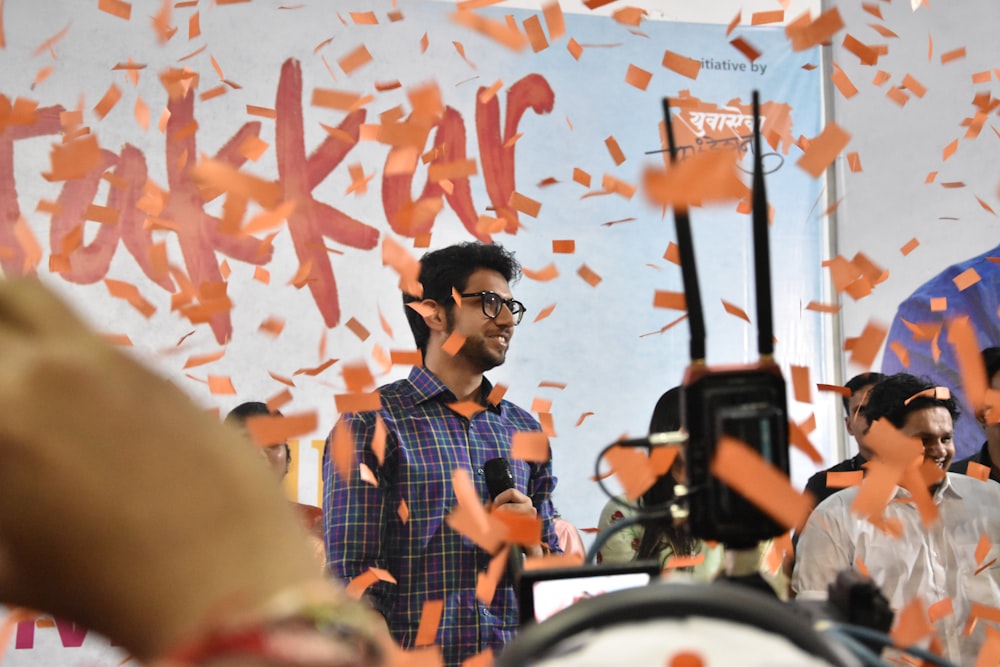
[793,473,1000,667]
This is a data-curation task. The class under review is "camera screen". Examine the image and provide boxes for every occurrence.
[530,572,653,622]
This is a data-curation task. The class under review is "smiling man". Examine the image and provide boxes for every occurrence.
[793,373,1000,666]
[323,242,559,667]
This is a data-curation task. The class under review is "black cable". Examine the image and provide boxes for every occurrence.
[823,622,960,667]
[584,509,673,565]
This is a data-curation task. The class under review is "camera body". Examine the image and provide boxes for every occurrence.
[683,360,789,548]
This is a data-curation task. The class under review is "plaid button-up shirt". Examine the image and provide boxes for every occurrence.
[323,366,559,666]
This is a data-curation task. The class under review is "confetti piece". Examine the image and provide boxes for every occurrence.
[551,239,575,254]
[268,371,296,388]
[533,304,556,323]
[661,50,701,80]
[523,14,548,52]
[791,365,812,404]
[442,331,467,356]
[663,242,681,265]
[653,290,686,310]
[967,461,991,482]
[940,47,966,64]
[511,431,550,462]
[943,139,959,161]
[752,10,784,25]
[448,401,486,420]
[493,510,542,547]
[294,358,338,377]
[346,317,371,342]
[183,349,225,369]
[508,191,541,217]
[786,7,845,51]
[450,9,528,52]
[902,74,926,97]
[577,264,602,287]
[476,547,509,605]
[414,599,444,647]
[567,38,583,60]
[531,397,553,413]
[339,44,373,75]
[603,136,627,166]
[246,104,277,119]
[842,34,879,65]
[729,37,761,62]
[643,149,746,210]
[523,263,559,281]
[44,134,101,181]
[890,599,934,647]
[207,375,237,396]
[848,320,887,368]
[99,0,131,20]
[831,64,858,99]
[625,64,652,91]
[726,10,741,37]
[576,411,595,426]
[391,349,423,366]
[930,297,947,312]
[900,238,919,255]
[817,383,851,398]
[664,553,707,570]
[788,419,823,464]
[542,1,565,40]
[605,445,657,500]
[245,412,318,448]
[486,384,508,406]
[910,598,948,629]
[345,567,396,599]
[806,301,841,314]
[719,299,751,323]
[382,236,422,297]
[335,392,381,414]
[711,436,813,531]
[827,470,864,488]
[797,122,851,178]
[104,278,156,318]
[953,267,981,291]
[976,533,993,565]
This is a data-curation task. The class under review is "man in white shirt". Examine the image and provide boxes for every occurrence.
[794,373,1000,667]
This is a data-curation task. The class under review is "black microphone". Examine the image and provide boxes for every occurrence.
[484,457,514,500]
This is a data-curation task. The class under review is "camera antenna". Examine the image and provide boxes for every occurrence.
[661,97,706,364]
[664,91,790,549]
[751,91,775,360]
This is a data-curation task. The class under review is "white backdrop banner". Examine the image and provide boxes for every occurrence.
[0,1,824,664]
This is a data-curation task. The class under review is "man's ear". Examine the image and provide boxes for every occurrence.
[421,299,448,333]
[844,415,855,437]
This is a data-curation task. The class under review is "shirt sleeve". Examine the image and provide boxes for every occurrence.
[791,501,852,598]
[323,411,395,616]
[595,497,641,564]
[529,458,562,554]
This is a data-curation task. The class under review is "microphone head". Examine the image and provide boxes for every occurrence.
[484,457,514,500]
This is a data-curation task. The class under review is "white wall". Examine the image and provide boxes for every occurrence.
[830,0,1000,365]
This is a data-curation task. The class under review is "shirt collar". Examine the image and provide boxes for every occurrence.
[891,471,960,504]
[405,366,502,414]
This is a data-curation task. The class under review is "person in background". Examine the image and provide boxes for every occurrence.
[950,347,1000,483]
[226,401,325,569]
[323,242,559,667]
[794,373,1000,666]
[804,372,886,506]
[595,387,724,581]
[0,279,389,666]
[882,243,1000,460]
[552,510,586,559]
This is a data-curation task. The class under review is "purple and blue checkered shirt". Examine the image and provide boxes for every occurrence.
[323,366,559,666]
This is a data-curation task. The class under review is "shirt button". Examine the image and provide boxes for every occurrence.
[476,467,484,475]
[481,608,490,616]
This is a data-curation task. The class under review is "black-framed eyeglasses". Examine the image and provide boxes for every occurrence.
[460,291,526,325]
